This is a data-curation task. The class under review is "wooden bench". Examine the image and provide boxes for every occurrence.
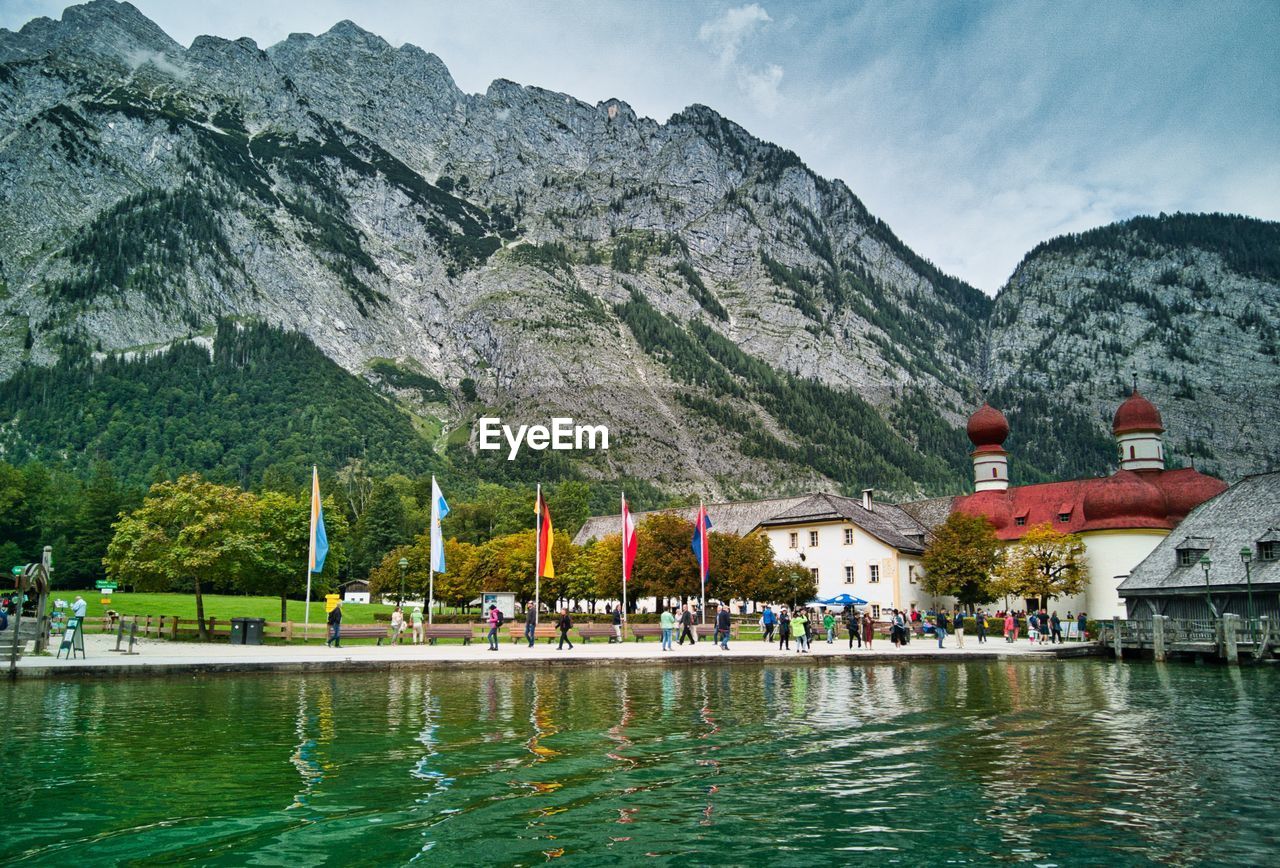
[511,623,559,643]
[333,625,390,644]
[423,624,474,645]
[577,624,619,642]
[631,624,664,641]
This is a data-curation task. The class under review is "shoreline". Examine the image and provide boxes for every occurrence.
[9,634,1102,681]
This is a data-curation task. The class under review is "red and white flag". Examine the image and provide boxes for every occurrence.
[621,493,638,587]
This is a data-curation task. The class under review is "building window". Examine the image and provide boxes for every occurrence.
[872,604,881,619]
[810,567,819,582]
[844,528,854,546]
[992,468,998,478]
[1259,541,1278,562]
[1015,516,1027,526]
[869,564,880,583]
[1129,445,1136,459]
[1058,513,1070,523]
[844,566,855,584]
[908,565,917,584]
[1177,548,1205,568]
[789,532,798,549]
[809,530,819,547]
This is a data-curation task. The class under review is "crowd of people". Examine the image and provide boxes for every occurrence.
[320,598,1089,652]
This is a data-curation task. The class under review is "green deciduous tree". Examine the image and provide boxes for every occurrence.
[921,512,1001,609]
[104,473,258,640]
[709,531,775,605]
[632,512,697,608]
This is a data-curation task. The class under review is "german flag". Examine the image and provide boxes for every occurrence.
[536,486,555,578]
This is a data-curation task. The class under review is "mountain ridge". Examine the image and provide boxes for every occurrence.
[0,1,1274,495]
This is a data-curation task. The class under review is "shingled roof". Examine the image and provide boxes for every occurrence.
[1119,472,1280,595]
[899,496,957,533]
[758,493,928,554]
[573,495,811,546]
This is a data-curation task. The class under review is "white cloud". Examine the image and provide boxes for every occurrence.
[698,3,771,69]
[740,62,783,114]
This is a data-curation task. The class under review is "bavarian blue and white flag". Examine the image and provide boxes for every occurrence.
[308,465,328,574]
[430,476,450,572]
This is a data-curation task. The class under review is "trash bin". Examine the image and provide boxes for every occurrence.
[244,618,265,646]
[229,618,247,645]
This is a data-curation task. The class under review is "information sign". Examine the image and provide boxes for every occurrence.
[57,616,85,660]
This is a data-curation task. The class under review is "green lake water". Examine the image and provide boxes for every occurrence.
[2,660,1277,866]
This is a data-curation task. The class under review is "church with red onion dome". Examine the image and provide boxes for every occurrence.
[948,391,1227,618]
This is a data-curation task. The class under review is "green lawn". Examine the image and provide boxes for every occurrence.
[66,592,401,625]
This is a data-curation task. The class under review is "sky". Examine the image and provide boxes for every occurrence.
[3,0,1278,293]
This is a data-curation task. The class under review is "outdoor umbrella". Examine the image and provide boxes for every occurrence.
[819,593,867,606]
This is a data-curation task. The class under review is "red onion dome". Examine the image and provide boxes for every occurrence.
[966,403,1010,449]
[1113,390,1164,435]
[1152,471,1229,523]
[1082,471,1168,523]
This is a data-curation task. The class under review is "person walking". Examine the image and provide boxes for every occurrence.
[556,608,574,650]
[1004,611,1016,643]
[934,610,948,649]
[778,607,792,651]
[845,607,860,649]
[611,606,623,643]
[953,609,965,649]
[823,610,836,645]
[660,606,675,650]
[678,605,695,646]
[524,601,538,648]
[761,605,776,644]
[974,610,987,644]
[862,611,874,649]
[486,604,501,651]
[391,606,406,645]
[1050,611,1063,644]
[715,604,731,650]
[325,600,343,648]
[1077,611,1088,642]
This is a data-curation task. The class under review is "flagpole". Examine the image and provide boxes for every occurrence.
[699,500,706,626]
[534,483,542,625]
[428,565,434,626]
[621,491,628,641]
[304,465,316,641]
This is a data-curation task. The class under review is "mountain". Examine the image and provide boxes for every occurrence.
[0,2,1274,497]
[987,213,1280,483]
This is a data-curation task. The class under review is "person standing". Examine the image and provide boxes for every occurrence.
[1077,611,1088,642]
[412,605,424,644]
[1004,611,1016,643]
[953,609,965,649]
[845,607,860,649]
[391,607,406,645]
[326,600,343,648]
[678,605,695,646]
[890,609,905,647]
[778,607,791,651]
[823,610,836,645]
[974,610,987,644]
[611,606,623,643]
[524,601,538,648]
[1050,611,1063,644]
[660,606,675,650]
[71,595,87,620]
[556,608,574,650]
[862,611,874,649]
[486,604,501,651]
[934,610,948,649]
[715,604,731,650]
[761,605,776,644]
[794,607,810,653]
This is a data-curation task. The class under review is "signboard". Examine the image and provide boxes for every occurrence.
[10,565,21,576]
[95,581,117,590]
[481,592,516,621]
[57,616,85,660]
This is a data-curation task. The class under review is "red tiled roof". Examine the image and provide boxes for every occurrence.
[953,468,1227,540]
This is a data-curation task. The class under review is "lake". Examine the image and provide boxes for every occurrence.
[2,660,1276,865]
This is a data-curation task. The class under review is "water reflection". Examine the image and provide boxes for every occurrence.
[3,661,1278,866]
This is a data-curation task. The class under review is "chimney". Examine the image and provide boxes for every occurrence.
[861,488,873,510]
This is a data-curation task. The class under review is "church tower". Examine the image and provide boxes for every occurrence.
[1112,390,1165,471]
[967,403,1010,492]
